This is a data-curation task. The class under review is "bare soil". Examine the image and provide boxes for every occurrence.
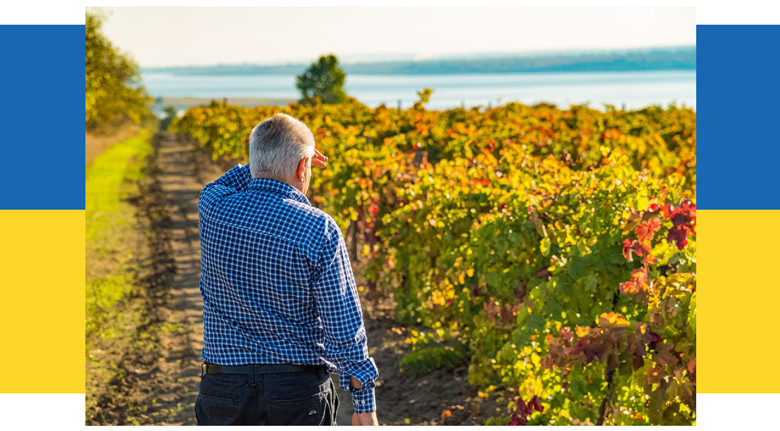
[91,132,501,425]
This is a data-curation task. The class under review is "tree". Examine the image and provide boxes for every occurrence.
[85,11,151,132]
[296,54,347,105]
[159,106,178,131]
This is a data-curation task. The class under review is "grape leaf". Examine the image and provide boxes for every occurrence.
[654,343,679,366]
[667,225,690,250]
[568,257,588,280]
[671,212,692,227]
[635,218,662,244]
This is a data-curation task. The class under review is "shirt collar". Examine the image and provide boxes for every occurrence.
[247,178,311,206]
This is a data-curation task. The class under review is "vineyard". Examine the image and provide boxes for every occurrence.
[170,96,696,425]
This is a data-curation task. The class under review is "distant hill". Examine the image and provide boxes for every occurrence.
[142,46,695,76]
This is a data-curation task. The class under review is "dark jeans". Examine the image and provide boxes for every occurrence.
[195,366,339,425]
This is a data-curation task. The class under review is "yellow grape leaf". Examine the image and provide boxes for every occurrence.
[622,211,642,236]
[598,312,630,328]
[540,237,551,257]
[575,326,591,337]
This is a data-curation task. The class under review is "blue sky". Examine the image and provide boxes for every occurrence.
[97,7,696,67]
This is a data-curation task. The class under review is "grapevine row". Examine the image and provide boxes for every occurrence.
[171,97,696,425]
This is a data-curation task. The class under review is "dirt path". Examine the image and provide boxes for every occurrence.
[135,132,495,425]
[134,133,216,425]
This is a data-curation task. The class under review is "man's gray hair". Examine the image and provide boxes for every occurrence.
[248,113,315,180]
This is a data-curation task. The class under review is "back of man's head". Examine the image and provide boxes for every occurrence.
[249,113,315,181]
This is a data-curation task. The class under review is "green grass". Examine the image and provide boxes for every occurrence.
[86,129,153,239]
[85,129,153,337]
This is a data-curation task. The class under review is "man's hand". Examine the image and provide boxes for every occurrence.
[312,148,328,168]
[352,411,378,426]
[349,375,362,389]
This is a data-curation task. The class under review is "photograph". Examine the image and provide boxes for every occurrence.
[85,6,696,426]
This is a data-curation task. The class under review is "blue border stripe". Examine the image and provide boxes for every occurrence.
[697,25,780,210]
[0,25,85,210]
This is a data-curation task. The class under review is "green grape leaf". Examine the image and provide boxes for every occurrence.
[584,274,597,293]
[648,387,666,422]
[568,256,588,280]
[527,312,546,333]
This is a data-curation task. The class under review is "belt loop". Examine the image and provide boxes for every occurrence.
[250,364,258,385]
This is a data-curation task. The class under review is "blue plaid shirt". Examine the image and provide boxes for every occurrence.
[198,163,378,413]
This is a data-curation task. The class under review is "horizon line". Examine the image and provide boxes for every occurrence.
[139,44,696,70]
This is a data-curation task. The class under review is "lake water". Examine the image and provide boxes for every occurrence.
[142,70,695,111]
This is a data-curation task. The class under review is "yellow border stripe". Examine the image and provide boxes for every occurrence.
[0,209,773,394]
[0,210,85,393]
[698,209,780,393]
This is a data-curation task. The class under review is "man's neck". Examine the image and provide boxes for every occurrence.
[255,176,304,194]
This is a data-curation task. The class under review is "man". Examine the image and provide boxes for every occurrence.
[195,113,379,425]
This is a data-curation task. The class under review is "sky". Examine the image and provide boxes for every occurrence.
[96,7,696,68]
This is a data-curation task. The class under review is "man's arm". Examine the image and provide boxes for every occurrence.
[311,223,379,418]
[198,163,253,215]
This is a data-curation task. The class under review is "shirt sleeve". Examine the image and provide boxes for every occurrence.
[312,224,379,413]
[198,163,253,215]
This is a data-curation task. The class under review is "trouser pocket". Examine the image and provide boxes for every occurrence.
[195,374,255,425]
[265,378,335,425]
[262,373,337,425]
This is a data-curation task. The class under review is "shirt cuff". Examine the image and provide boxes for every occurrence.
[351,386,376,413]
[336,359,378,413]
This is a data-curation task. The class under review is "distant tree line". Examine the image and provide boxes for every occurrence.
[144,46,696,77]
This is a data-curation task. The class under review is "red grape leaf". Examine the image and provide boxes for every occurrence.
[622,239,634,262]
[548,337,566,358]
[500,304,514,323]
[541,354,555,371]
[682,199,696,218]
[635,218,662,243]
[654,343,679,366]
[667,225,690,250]
[559,326,574,345]
[643,254,658,264]
[517,396,534,416]
[671,212,692,226]
[630,267,649,285]
[633,354,645,371]
[516,396,526,413]
[687,358,696,374]
[647,364,664,384]
[530,395,544,412]
[623,239,651,262]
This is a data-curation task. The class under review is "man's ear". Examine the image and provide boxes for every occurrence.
[296,157,307,182]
